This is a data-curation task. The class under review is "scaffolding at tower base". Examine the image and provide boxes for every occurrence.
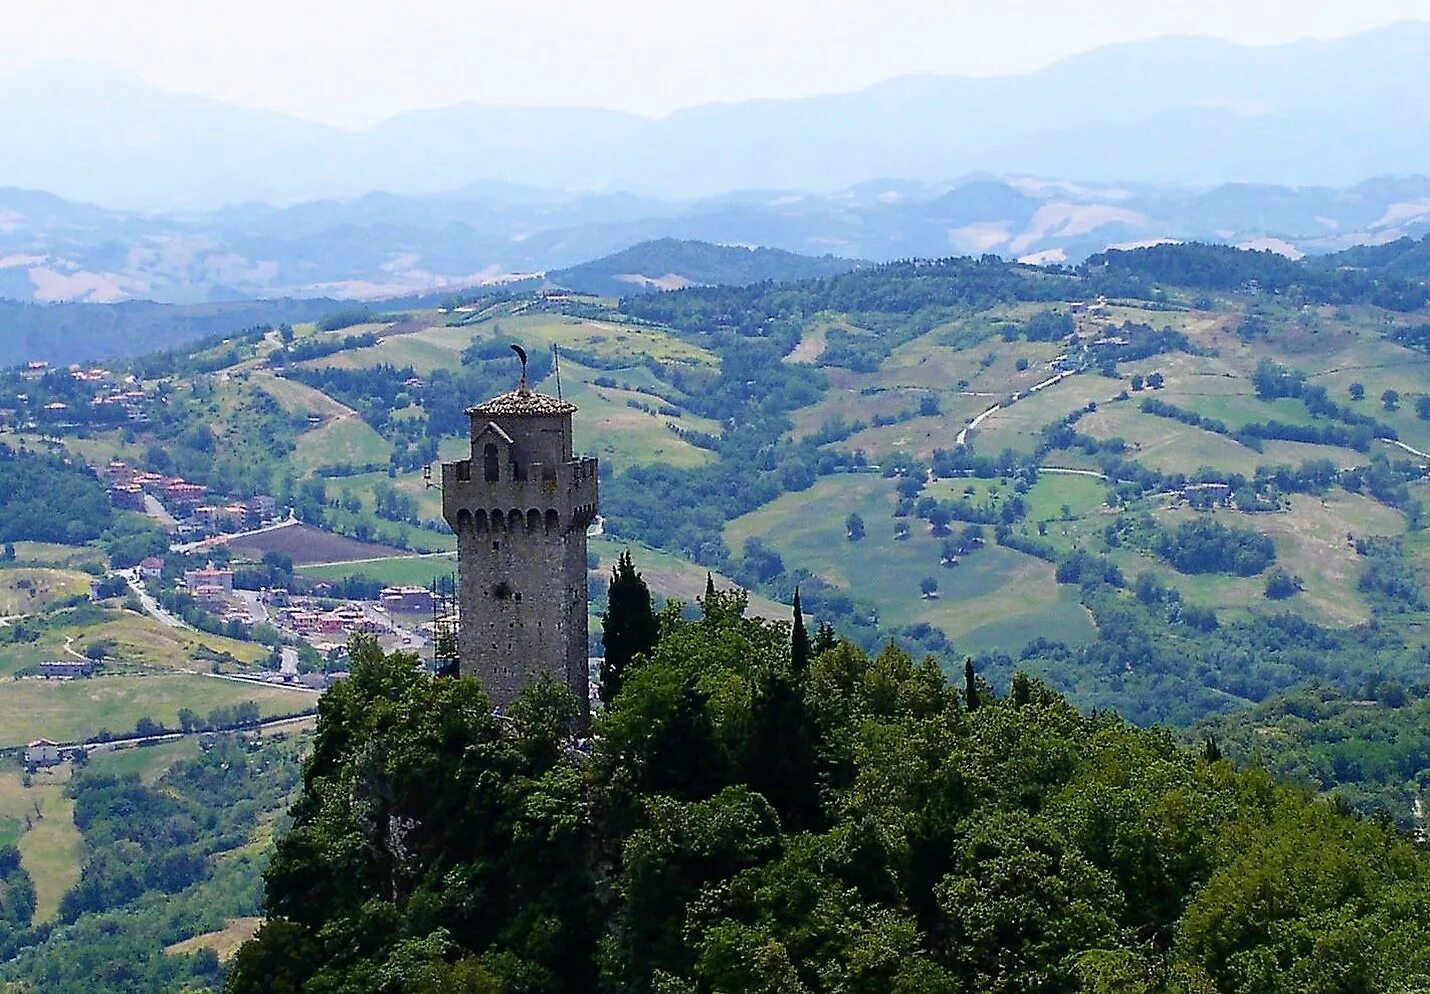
[431,574,459,677]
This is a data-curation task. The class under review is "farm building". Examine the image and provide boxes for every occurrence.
[39,660,95,679]
[24,739,62,767]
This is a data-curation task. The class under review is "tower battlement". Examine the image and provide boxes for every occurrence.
[440,378,597,722]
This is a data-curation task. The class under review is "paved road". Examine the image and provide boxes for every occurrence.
[231,588,270,624]
[955,403,1001,447]
[955,369,1081,448]
[121,569,196,631]
[1037,466,1108,479]
[1382,437,1430,461]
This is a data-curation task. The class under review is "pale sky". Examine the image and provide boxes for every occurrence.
[3,0,1430,127]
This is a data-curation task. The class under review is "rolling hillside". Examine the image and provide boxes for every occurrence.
[4,242,1427,734]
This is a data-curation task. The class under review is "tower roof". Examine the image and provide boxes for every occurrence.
[467,388,576,417]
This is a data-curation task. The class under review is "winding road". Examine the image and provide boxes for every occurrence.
[953,369,1080,448]
[1382,437,1430,462]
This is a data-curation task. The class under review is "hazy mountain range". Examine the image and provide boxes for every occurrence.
[3,24,1430,304]
[3,24,1430,212]
[3,174,1430,303]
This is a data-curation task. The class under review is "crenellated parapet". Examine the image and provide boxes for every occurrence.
[441,455,598,532]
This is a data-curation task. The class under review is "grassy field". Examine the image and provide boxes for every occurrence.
[0,674,312,748]
[0,764,80,922]
[792,331,1067,454]
[839,405,987,461]
[456,313,718,368]
[249,369,354,419]
[290,414,392,476]
[165,916,263,961]
[1078,404,1366,477]
[7,608,269,676]
[557,362,718,468]
[6,430,147,476]
[725,475,1096,654]
[0,567,94,616]
[251,367,394,474]
[1157,493,1404,627]
[301,553,457,587]
[1032,484,1404,628]
[1021,473,1110,523]
[791,369,956,441]
[8,543,106,569]
[971,372,1127,456]
[88,736,201,782]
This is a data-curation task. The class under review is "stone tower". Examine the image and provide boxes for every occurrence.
[440,371,598,721]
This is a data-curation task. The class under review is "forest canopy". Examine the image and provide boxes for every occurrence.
[0,443,112,543]
[230,602,1430,994]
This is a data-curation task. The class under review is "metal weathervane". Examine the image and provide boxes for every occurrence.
[511,343,529,390]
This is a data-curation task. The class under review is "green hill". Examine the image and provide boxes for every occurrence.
[549,237,861,296]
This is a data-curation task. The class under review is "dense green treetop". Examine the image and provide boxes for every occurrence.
[0,443,112,544]
[231,607,1430,994]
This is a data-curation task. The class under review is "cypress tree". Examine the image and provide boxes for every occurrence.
[1011,671,1031,707]
[705,571,716,601]
[812,621,838,657]
[964,657,980,711]
[745,669,821,832]
[600,551,659,707]
[1203,734,1222,764]
[791,587,810,674]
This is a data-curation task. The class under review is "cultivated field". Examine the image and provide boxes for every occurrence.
[227,523,406,566]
